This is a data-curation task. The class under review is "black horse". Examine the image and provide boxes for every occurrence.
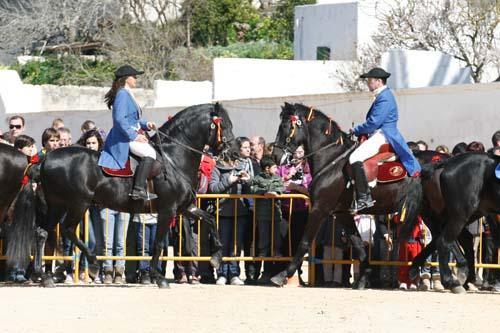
[8,103,235,288]
[0,144,29,229]
[406,151,500,292]
[270,103,422,288]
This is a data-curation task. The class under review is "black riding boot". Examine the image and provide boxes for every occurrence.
[350,161,375,213]
[130,157,157,201]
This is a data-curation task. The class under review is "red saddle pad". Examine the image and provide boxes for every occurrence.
[102,159,134,177]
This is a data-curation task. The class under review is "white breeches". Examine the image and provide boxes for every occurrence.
[129,141,157,160]
[349,130,388,164]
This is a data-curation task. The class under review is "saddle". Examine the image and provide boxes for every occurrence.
[347,143,407,184]
[101,154,162,179]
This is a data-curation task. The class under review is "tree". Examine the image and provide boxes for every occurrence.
[104,19,186,88]
[181,0,260,46]
[374,0,500,83]
[270,0,316,41]
[0,0,119,54]
[336,0,500,91]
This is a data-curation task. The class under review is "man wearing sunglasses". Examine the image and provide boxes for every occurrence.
[5,115,25,144]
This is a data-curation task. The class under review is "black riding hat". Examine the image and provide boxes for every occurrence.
[360,67,391,79]
[114,65,144,79]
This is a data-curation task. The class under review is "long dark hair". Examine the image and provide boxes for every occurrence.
[77,129,104,151]
[104,77,127,109]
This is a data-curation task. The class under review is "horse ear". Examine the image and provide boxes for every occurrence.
[282,102,294,114]
[214,102,221,114]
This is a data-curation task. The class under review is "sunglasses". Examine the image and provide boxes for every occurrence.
[9,124,22,129]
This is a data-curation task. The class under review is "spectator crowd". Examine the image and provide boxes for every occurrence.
[1,115,499,291]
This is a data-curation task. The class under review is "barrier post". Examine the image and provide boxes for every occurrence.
[74,223,80,284]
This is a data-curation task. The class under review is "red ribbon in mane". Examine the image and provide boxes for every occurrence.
[213,117,222,143]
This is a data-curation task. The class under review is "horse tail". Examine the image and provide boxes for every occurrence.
[6,184,37,270]
[420,164,435,180]
[420,159,447,180]
[398,177,423,242]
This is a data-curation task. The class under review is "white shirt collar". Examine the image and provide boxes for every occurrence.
[373,85,387,97]
[123,85,140,107]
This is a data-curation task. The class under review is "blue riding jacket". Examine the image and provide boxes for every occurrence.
[353,87,421,176]
[495,162,500,179]
[98,88,148,169]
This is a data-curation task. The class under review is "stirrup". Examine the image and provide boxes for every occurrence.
[349,198,376,214]
[129,189,157,201]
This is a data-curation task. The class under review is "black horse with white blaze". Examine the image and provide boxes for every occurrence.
[8,103,235,288]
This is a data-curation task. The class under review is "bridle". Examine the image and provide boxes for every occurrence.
[275,107,347,162]
[154,115,232,161]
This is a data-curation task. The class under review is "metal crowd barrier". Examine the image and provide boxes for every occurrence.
[1,194,499,286]
[309,215,500,286]
[0,194,311,284]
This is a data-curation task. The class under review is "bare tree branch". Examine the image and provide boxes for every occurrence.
[0,0,120,54]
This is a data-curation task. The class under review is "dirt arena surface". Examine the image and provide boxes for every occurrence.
[1,283,499,333]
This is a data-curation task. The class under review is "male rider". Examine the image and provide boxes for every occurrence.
[349,67,421,213]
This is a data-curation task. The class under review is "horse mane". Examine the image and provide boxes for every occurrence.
[157,103,233,139]
[287,102,351,146]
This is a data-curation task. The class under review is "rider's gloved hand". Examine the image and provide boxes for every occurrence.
[147,122,157,130]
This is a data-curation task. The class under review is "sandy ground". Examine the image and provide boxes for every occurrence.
[1,283,499,333]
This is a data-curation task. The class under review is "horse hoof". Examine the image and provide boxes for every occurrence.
[408,266,420,281]
[42,278,56,288]
[157,278,170,289]
[457,270,468,286]
[88,265,100,279]
[352,277,368,290]
[451,285,466,294]
[209,251,222,270]
[271,271,288,287]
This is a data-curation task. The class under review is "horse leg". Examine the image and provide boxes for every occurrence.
[436,233,466,294]
[60,207,100,279]
[183,204,222,269]
[38,205,65,285]
[349,234,370,290]
[457,229,474,287]
[33,227,55,288]
[271,205,329,287]
[336,215,370,289]
[150,213,171,289]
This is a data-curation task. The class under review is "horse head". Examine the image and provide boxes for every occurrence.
[274,102,309,156]
[209,102,235,160]
[156,103,235,160]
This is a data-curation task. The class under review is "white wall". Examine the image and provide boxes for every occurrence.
[3,67,499,150]
[294,2,358,60]
[153,80,213,108]
[381,49,473,89]
[212,58,344,101]
[2,81,499,150]
[220,82,500,150]
[0,70,42,115]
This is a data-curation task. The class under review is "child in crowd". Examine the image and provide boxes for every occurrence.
[250,156,286,284]
[14,134,37,157]
[396,215,426,290]
[38,127,60,158]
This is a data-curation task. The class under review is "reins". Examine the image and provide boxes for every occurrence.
[155,130,209,157]
[294,135,345,162]
[280,110,349,163]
